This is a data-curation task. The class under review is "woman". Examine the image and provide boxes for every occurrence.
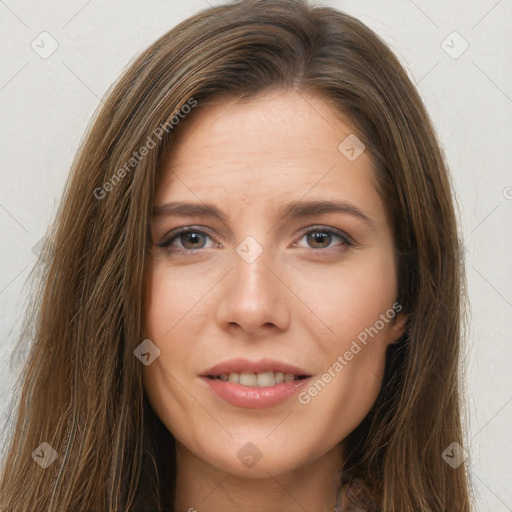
[0,0,472,510]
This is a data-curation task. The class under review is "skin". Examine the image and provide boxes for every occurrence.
[143,89,407,512]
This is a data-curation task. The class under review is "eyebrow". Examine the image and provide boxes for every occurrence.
[152,199,375,229]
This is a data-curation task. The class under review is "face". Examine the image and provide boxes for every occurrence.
[143,89,406,478]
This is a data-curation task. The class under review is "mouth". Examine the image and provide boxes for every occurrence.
[206,371,309,388]
[200,359,312,406]
[202,358,311,387]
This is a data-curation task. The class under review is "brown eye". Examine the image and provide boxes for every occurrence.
[298,226,353,250]
[307,231,332,249]
[157,227,215,253]
[179,232,207,250]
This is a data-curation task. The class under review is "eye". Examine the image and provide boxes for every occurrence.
[156,227,217,254]
[295,226,353,250]
[156,225,354,255]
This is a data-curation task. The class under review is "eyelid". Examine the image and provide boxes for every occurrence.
[156,224,354,253]
[295,224,354,247]
[156,226,219,248]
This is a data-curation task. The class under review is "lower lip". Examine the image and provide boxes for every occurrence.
[201,377,311,408]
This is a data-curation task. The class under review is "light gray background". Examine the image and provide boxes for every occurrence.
[1,1,511,510]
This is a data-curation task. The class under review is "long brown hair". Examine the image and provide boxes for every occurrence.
[0,0,472,510]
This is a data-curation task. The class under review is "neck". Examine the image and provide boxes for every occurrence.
[173,442,344,512]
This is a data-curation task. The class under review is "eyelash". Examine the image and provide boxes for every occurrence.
[156,225,354,255]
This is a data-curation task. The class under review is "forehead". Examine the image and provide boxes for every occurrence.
[156,90,381,217]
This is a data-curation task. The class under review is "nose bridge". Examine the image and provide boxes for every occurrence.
[233,232,277,307]
[216,231,290,334]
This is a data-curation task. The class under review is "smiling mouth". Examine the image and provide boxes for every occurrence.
[207,371,309,387]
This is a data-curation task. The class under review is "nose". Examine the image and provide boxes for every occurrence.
[215,244,291,336]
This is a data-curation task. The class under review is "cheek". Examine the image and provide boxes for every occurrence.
[143,268,186,411]
[143,263,213,410]
[292,251,398,346]
[144,263,207,340]
[142,267,198,440]
[291,248,398,423]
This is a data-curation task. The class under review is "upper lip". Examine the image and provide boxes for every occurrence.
[202,358,311,377]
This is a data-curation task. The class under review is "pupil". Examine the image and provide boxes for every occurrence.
[183,233,204,249]
[308,232,330,248]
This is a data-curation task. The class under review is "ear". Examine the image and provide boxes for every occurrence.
[389,313,407,344]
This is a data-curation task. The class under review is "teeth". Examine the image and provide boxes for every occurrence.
[239,373,257,386]
[256,371,274,387]
[214,371,303,387]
